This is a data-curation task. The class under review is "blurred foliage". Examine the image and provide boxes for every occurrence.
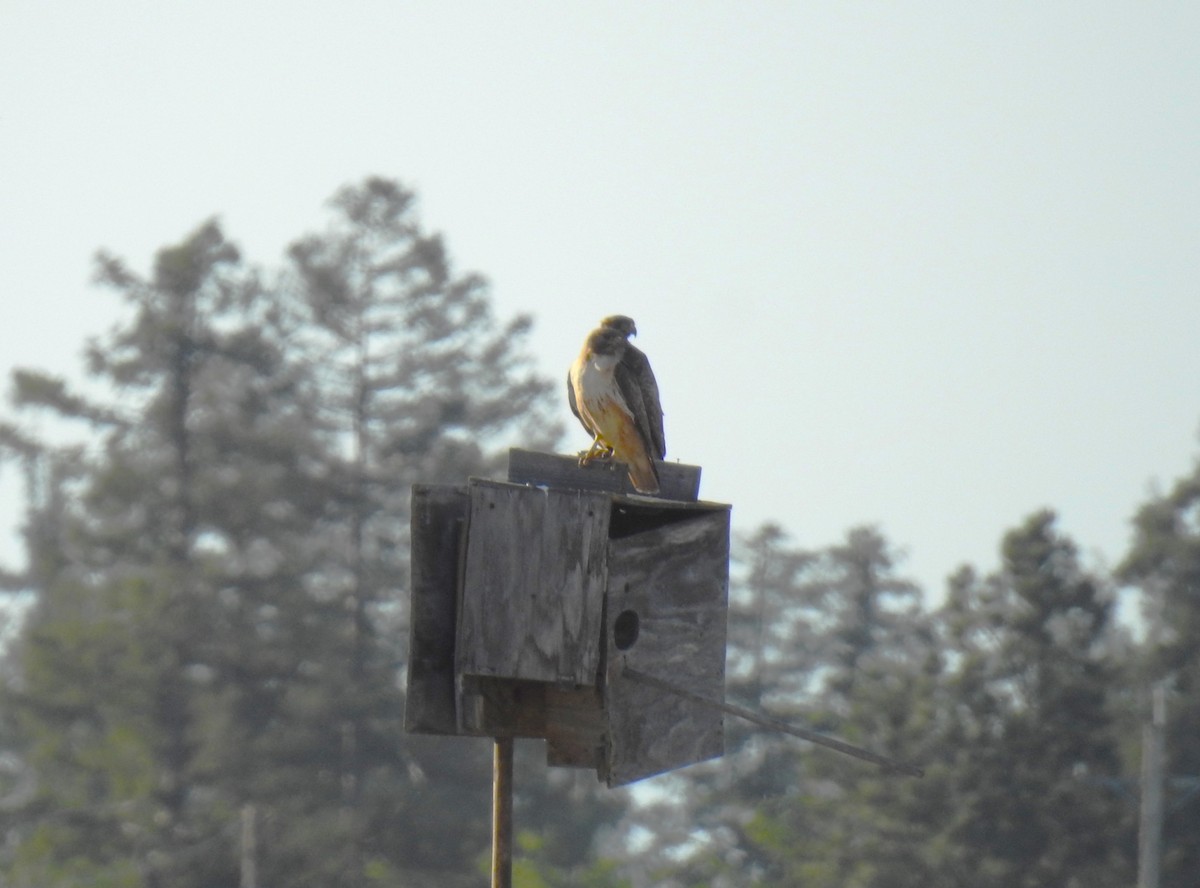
[0,176,1198,886]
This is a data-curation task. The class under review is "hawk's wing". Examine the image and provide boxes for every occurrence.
[566,370,581,420]
[567,370,592,435]
[615,345,666,460]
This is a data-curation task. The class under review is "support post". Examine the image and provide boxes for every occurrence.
[239,802,257,888]
[1138,683,1166,888]
[492,736,514,888]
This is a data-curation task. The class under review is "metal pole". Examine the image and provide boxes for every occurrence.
[1138,683,1166,888]
[492,736,514,888]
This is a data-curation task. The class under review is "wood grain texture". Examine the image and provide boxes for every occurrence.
[459,676,548,738]
[492,737,514,888]
[408,464,735,789]
[405,484,469,735]
[544,684,607,770]
[458,480,611,686]
[603,508,731,786]
[456,674,608,764]
[507,448,701,502]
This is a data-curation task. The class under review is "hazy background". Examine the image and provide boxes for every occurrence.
[3,2,1198,596]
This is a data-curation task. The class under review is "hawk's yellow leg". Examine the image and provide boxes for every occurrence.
[578,436,614,466]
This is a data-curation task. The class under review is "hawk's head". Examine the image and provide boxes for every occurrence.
[587,325,628,358]
[600,315,637,339]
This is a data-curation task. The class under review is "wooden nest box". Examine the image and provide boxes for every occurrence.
[406,449,731,786]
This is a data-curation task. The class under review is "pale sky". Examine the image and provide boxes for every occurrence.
[2,2,1199,597]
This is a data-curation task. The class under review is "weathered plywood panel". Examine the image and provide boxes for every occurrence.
[458,676,548,738]
[457,480,611,685]
[603,508,730,786]
[507,448,701,502]
[544,684,606,770]
[405,484,469,735]
[454,678,606,760]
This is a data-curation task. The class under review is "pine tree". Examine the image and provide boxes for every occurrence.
[276,177,562,883]
[1120,459,1200,888]
[725,527,936,888]
[0,179,572,887]
[933,511,1134,888]
[1,219,279,887]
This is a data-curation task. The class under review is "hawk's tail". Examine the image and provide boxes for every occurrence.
[626,453,660,495]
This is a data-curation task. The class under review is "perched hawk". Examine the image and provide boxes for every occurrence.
[568,316,665,494]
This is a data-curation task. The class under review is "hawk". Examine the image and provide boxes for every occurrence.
[568,315,665,494]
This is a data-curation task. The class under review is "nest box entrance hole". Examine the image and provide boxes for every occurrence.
[612,608,640,651]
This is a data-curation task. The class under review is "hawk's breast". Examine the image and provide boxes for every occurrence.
[575,354,628,418]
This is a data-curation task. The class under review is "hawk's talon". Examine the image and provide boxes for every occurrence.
[578,438,614,467]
